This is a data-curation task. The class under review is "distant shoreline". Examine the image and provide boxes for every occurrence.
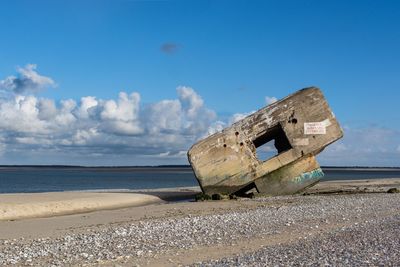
[0,167,399,194]
[0,165,399,170]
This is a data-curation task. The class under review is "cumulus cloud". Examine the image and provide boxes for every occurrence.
[145,99,182,134]
[0,66,221,164]
[265,96,278,105]
[0,64,55,94]
[177,86,204,119]
[0,65,399,166]
[0,95,49,134]
[100,92,142,135]
[75,96,98,119]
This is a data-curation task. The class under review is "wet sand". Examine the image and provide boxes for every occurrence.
[0,178,399,266]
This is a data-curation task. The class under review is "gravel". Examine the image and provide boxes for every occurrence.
[195,214,400,266]
[0,193,399,266]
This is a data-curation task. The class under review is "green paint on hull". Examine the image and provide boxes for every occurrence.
[292,168,324,184]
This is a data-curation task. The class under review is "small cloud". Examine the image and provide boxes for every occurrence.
[229,111,255,125]
[205,120,226,137]
[319,127,400,166]
[237,86,247,92]
[160,43,179,54]
[0,64,56,95]
[157,151,186,158]
[177,150,187,157]
[158,151,170,157]
[265,96,278,105]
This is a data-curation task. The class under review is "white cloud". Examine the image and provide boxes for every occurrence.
[229,111,255,125]
[177,86,205,119]
[176,86,216,136]
[318,126,400,167]
[99,92,143,135]
[0,65,399,166]
[145,99,182,134]
[0,66,222,164]
[206,121,226,136]
[0,95,49,134]
[75,96,98,119]
[203,111,257,137]
[55,99,77,126]
[101,92,140,121]
[265,96,278,105]
[0,64,55,94]
[38,98,57,120]
[72,128,99,145]
[0,136,7,156]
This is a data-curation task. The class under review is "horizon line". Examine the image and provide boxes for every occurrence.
[0,165,399,169]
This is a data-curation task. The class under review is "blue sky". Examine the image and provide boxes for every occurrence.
[0,0,399,166]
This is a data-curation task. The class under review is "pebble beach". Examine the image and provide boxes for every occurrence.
[0,179,399,266]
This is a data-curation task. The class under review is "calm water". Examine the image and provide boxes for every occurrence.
[0,166,399,193]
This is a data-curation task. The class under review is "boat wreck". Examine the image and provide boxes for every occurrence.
[188,87,343,197]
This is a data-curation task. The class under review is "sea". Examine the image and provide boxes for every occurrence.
[0,166,399,194]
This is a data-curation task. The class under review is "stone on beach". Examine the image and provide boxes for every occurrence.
[0,180,399,266]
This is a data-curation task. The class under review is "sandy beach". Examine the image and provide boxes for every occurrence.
[0,178,399,266]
